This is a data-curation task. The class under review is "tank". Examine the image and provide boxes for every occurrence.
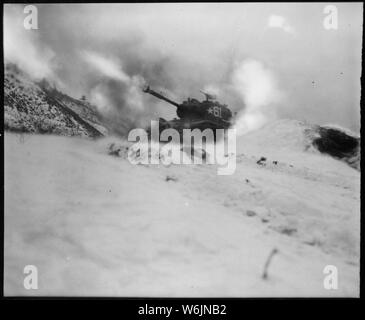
[143,85,233,137]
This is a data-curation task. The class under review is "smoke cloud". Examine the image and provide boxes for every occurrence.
[3,3,362,135]
[231,59,283,134]
[81,51,131,83]
[80,50,148,134]
[4,5,57,80]
[267,15,295,34]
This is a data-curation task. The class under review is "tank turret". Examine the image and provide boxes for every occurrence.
[143,84,233,135]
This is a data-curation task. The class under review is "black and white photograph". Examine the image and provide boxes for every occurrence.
[3,2,362,299]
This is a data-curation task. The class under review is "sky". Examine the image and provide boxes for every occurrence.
[4,3,363,134]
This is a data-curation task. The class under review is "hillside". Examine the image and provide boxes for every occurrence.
[4,63,108,138]
[236,119,360,170]
[4,127,360,296]
[3,64,360,297]
[4,64,360,170]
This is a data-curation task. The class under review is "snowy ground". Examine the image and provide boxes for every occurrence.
[4,124,360,296]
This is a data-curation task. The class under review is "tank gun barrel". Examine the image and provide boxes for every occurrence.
[143,85,180,108]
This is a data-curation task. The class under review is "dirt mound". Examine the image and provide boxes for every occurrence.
[312,126,360,170]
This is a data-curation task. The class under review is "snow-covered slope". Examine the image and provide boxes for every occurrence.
[237,119,360,170]
[4,63,108,137]
[4,126,360,296]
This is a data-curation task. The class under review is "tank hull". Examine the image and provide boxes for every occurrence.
[147,118,230,142]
